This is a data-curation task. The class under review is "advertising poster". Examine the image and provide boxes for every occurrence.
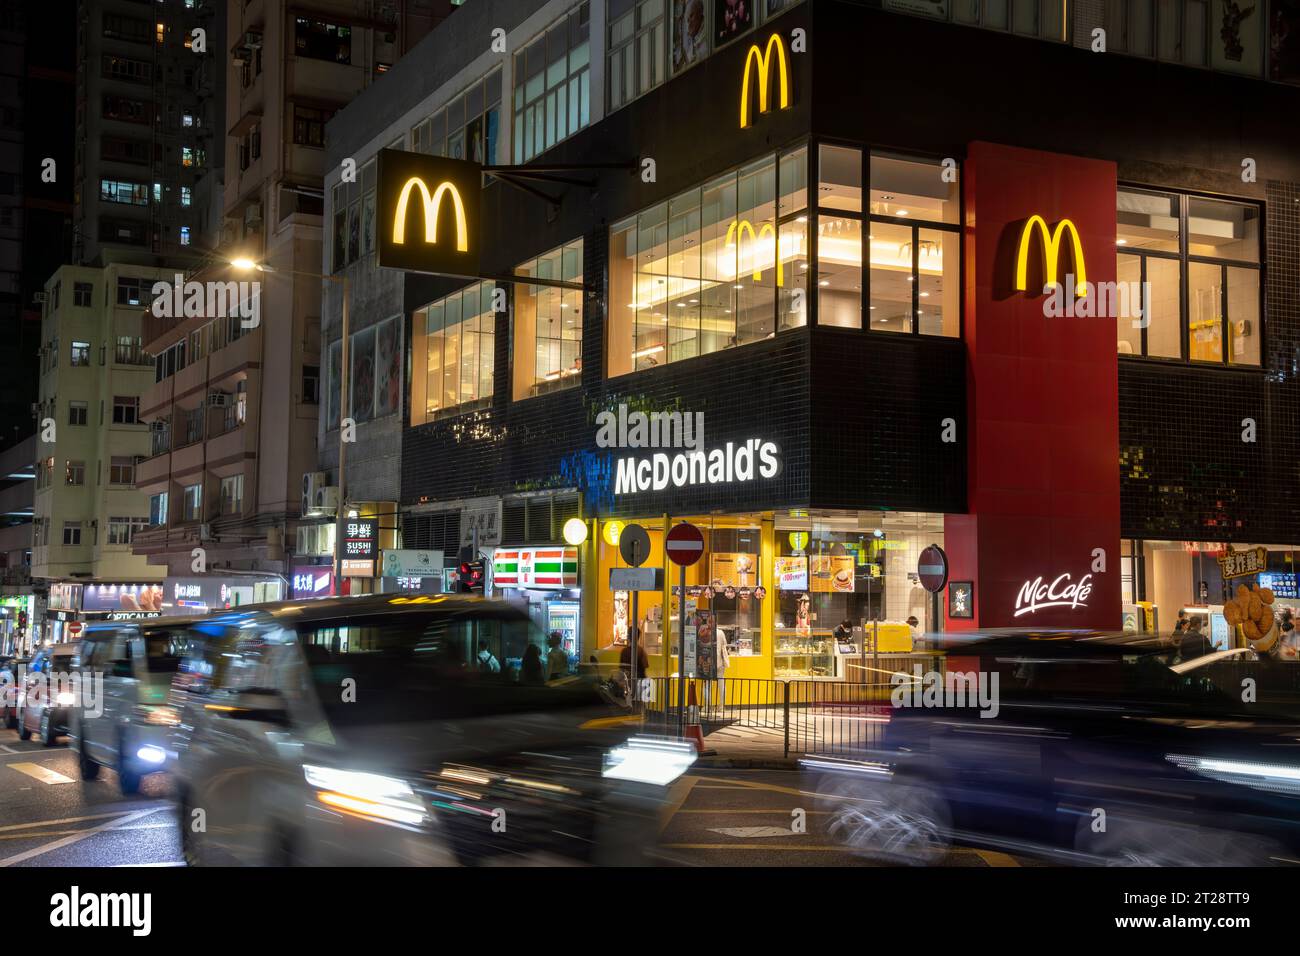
[775,555,808,590]
[347,201,360,262]
[810,554,855,593]
[1213,0,1265,75]
[375,317,401,418]
[1270,1,1300,84]
[710,552,758,588]
[695,608,717,679]
[350,326,375,424]
[673,0,709,72]
[83,583,164,614]
[714,0,752,44]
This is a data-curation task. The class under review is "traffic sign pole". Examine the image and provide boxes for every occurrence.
[665,522,705,739]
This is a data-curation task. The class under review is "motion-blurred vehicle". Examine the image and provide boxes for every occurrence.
[17,642,80,745]
[71,620,191,794]
[0,656,26,729]
[810,630,1300,866]
[172,595,689,866]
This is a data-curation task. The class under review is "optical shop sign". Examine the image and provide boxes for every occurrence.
[598,404,781,496]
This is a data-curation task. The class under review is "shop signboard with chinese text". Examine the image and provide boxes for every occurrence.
[1218,545,1268,580]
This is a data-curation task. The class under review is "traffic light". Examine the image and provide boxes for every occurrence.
[458,560,485,593]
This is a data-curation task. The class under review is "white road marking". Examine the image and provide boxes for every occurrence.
[0,810,151,833]
[0,808,162,867]
[8,763,75,785]
[706,826,799,838]
[0,744,16,754]
[112,861,185,867]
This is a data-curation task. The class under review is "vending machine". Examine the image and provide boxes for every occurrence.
[545,601,581,658]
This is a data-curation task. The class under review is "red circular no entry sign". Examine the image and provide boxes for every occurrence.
[666,522,705,566]
[918,544,949,593]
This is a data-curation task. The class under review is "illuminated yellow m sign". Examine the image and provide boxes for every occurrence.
[739,33,790,129]
[726,219,783,287]
[1015,215,1087,297]
[392,177,469,252]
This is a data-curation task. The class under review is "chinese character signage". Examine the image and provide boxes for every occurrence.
[1217,545,1268,580]
[344,518,378,560]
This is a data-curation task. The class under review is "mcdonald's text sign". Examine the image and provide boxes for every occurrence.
[377,149,481,276]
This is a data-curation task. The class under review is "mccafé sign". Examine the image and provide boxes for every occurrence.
[377,149,481,277]
[1014,572,1094,617]
[739,32,791,129]
[1014,215,1088,298]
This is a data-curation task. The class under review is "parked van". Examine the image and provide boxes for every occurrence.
[71,620,191,794]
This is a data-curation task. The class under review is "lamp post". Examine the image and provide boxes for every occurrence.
[230,258,350,595]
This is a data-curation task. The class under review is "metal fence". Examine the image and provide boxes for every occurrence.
[641,653,944,757]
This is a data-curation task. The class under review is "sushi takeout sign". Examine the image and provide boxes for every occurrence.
[1218,545,1267,579]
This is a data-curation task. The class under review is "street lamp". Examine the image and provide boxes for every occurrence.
[230,257,351,596]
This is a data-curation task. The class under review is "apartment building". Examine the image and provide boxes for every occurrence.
[74,0,224,265]
[131,1,445,580]
[32,263,166,641]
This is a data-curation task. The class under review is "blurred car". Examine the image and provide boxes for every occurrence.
[17,642,81,745]
[0,656,26,729]
[71,620,192,794]
[171,595,688,866]
[809,630,1300,866]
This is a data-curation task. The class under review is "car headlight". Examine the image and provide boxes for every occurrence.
[1166,753,1300,796]
[56,692,75,707]
[303,765,428,828]
[602,735,696,786]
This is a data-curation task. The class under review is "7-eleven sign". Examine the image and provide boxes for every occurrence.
[492,547,578,589]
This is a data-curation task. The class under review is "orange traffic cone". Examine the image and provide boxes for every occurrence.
[684,680,705,753]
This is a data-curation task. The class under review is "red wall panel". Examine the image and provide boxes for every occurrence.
[945,142,1121,630]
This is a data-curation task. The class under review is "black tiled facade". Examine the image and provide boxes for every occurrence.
[396,2,1300,544]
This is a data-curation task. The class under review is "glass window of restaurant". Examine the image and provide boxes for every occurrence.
[1116,187,1261,365]
[410,281,497,425]
[513,240,584,399]
[815,146,960,335]
[596,516,765,666]
[608,145,808,376]
[774,511,943,679]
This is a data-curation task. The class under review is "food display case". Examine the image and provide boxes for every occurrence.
[773,630,839,679]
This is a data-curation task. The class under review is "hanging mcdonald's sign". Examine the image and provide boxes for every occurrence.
[739,32,791,129]
[492,547,579,589]
[1014,215,1088,297]
[377,149,481,277]
[726,219,784,286]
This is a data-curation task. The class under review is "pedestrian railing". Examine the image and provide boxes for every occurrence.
[640,652,945,757]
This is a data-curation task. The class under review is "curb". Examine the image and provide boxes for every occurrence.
[694,756,802,770]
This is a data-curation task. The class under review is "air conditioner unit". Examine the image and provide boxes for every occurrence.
[33,292,46,303]
[313,485,340,515]
[207,392,228,407]
[244,202,263,226]
[301,471,328,515]
[199,523,213,541]
[243,31,263,49]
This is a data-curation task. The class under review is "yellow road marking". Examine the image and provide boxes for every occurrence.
[8,763,75,785]
[973,849,1022,867]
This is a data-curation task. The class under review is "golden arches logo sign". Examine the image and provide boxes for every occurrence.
[392,178,469,251]
[726,219,783,287]
[377,149,481,276]
[739,33,790,129]
[1015,215,1087,297]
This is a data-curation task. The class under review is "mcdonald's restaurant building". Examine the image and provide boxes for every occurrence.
[323,0,1300,679]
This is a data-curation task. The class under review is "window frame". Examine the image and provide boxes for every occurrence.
[606,139,810,379]
[817,142,963,340]
[1116,183,1264,369]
